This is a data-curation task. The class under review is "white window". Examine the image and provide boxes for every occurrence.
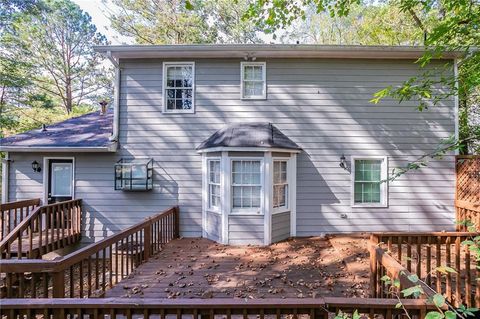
[208,160,221,210]
[51,162,73,197]
[273,160,288,209]
[163,62,195,113]
[352,157,388,207]
[240,62,266,99]
[231,160,262,210]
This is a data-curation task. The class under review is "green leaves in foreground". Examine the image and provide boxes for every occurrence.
[425,311,456,319]
[401,285,424,298]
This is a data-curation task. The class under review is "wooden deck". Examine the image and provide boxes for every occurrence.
[105,236,370,299]
[4,229,80,258]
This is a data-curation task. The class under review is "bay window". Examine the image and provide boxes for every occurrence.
[208,159,221,210]
[231,160,262,209]
[273,160,288,209]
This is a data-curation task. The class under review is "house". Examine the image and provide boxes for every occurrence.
[0,45,460,246]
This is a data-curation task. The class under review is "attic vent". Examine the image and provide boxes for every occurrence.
[114,158,153,191]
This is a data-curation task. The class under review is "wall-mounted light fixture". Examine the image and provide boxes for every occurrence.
[339,154,347,170]
[31,160,41,173]
[243,53,257,61]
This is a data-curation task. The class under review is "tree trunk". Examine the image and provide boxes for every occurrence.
[65,78,72,114]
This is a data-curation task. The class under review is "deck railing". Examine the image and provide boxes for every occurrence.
[0,206,179,298]
[456,155,480,231]
[0,199,40,241]
[370,232,480,308]
[0,297,437,318]
[0,199,82,259]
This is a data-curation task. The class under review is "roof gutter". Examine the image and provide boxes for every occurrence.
[0,143,118,153]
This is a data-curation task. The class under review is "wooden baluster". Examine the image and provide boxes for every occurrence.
[56,205,61,249]
[17,229,22,259]
[45,210,50,253]
[70,266,74,298]
[426,236,431,286]
[130,234,134,272]
[416,237,421,279]
[14,207,17,229]
[95,252,100,291]
[28,219,34,258]
[38,214,43,255]
[465,242,471,307]
[42,273,48,298]
[407,236,412,272]
[455,236,461,307]
[6,273,12,297]
[88,255,92,296]
[120,238,124,279]
[109,245,113,288]
[446,236,452,301]
[1,209,4,241]
[61,203,66,247]
[102,248,107,292]
[436,236,441,293]
[115,242,119,284]
[31,273,37,298]
[397,236,402,263]
[79,260,84,298]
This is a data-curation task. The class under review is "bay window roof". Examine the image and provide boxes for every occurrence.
[196,123,301,152]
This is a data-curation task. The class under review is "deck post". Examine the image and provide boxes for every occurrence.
[52,270,65,298]
[369,234,379,298]
[174,206,180,238]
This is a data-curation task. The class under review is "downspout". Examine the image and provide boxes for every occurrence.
[2,152,10,203]
[107,51,121,144]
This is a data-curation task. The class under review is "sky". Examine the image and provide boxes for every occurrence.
[72,0,132,45]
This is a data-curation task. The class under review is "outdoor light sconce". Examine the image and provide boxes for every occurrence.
[31,160,41,173]
[339,155,348,170]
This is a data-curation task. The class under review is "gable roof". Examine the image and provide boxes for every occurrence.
[197,123,301,152]
[95,44,464,60]
[0,110,117,152]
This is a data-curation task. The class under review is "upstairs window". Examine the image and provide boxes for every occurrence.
[163,62,195,113]
[352,157,388,207]
[241,62,266,99]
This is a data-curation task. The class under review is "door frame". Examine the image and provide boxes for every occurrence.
[43,156,75,204]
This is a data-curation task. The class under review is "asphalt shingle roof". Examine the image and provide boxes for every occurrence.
[0,109,114,149]
[196,123,301,151]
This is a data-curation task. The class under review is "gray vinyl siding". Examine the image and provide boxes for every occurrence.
[7,57,456,242]
[272,212,290,242]
[205,211,221,242]
[228,215,264,245]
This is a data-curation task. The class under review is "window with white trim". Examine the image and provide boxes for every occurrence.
[208,159,221,209]
[163,62,194,112]
[353,158,387,206]
[231,160,261,209]
[241,62,266,99]
[273,160,288,209]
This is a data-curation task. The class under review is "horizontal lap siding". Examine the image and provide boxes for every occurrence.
[272,212,290,243]
[228,215,264,245]
[205,211,221,242]
[7,57,456,242]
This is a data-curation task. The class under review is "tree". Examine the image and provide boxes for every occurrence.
[13,0,111,114]
[247,0,480,154]
[106,0,264,44]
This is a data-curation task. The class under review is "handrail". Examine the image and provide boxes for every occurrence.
[370,232,480,308]
[0,198,40,240]
[0,206,179,298]
[0,199,82,259]
[0,297,437,318]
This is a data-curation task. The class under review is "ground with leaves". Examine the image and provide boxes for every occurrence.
[105,236,370,299]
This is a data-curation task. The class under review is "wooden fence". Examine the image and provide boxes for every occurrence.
[0,199,82,259]
[0,206,179,298]
[0,199,40,241]
[370,232,480,308]
[0,297,437,319]
[456,155,480,230]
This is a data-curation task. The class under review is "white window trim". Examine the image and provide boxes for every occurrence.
[207,158,221,213]
[351,156,388,208]
[272,159,289,214]
[240,61,267,100]
[42,157,75,204]
[162,62,195,114]
[230,157,264,215]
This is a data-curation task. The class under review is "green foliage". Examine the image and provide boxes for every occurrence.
[401,285,424,298]
[106,0,262,44]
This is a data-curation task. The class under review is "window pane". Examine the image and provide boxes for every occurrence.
[52,163,72,196]
[231,161,261,209]
[354,159,383,204]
